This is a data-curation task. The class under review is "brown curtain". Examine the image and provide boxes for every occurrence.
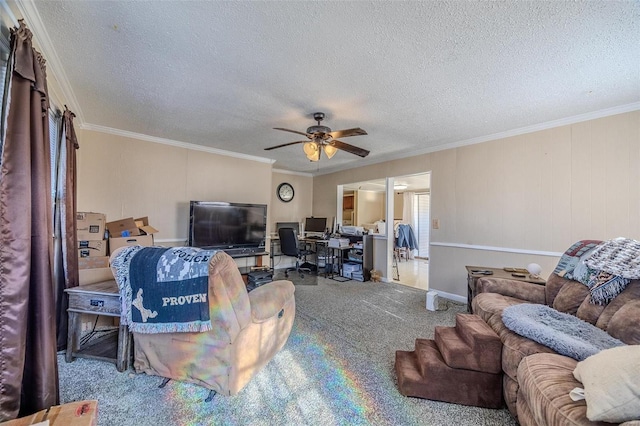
[0,21,58,420]
[54,108,79,350]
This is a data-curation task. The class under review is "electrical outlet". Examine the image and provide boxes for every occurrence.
[432,218,440,229]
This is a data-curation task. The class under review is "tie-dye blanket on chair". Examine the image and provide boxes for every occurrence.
[111,246,219,333]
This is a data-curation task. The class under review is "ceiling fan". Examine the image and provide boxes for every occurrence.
[265,112,370,161]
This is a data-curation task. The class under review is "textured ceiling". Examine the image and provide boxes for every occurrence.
[23,1,640,175]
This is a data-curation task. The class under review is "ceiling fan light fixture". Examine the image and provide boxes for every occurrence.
[303,141,320,161]
[323,144,338,159]
[268,112,369,161]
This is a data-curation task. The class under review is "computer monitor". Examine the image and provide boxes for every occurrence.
[305,217,327,233]
[276,221,300,235]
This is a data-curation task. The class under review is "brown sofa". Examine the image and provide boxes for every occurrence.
[112,249,296,396]
[472,271,640,425]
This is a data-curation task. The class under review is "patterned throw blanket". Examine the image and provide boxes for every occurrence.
[111,246,219,333]
[553,238,640,305]
[552,240,602,280]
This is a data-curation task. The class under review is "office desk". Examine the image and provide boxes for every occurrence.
[269,238,329,275]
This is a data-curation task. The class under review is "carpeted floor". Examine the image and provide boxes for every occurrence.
[272,268,319,285]
[58,277,517,425]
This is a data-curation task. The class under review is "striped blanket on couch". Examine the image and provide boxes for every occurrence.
[111,246,219,333]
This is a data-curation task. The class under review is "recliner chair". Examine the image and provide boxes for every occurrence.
[111,248,295,396]
[278,227,315,278]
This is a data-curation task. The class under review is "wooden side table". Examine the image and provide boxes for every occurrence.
[65,280,132,372]
[466,266,546,313]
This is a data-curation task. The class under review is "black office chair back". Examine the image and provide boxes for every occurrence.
[278,227,300,257]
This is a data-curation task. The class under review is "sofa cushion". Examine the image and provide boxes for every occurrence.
[552,280,590,316]
[575,295,606,325]
[607,300,640,344]
[473,293,555,371]
[573,345,640,423]
[473,292,527,328]
[517,353,608,426]
[597,281,640,343]
[545,273,573,306]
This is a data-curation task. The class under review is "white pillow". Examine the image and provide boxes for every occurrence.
[573,345,640,423]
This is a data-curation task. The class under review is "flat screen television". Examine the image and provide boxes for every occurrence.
[188,201,267,252]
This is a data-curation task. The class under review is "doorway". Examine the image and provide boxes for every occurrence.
[390,173,431,290]
[336,172,431,290]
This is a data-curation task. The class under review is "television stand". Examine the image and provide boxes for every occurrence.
[223,250,269,283]
[224,248,268,258]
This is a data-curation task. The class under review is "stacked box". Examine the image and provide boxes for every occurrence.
[107,216,158,254]
[76,212,110,278]
[78,239,107,258]
[329,238,350,248]
[76,212,106,241]
[342,262,362,279]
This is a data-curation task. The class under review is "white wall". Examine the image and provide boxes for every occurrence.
[313,111,640,299]
[270,171,313,232]
[356,190,385,226]
[76,129,274,248]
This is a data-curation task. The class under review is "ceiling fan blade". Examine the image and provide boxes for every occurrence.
[330,140,370,158]
[264,140,307,151]
[273,127,310,137]
[328,127,368,139]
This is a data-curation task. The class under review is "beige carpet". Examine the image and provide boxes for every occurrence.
[58,276,516,425]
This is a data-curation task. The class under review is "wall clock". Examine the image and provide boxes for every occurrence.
[277,182,295,202]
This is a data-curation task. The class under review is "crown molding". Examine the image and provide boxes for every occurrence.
[13,0,85,122]
[80,123,276,164]
[272,168,313,177]
[313,102,640,176]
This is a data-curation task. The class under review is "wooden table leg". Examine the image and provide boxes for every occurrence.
[116,324,131,372]
[66,311,80,363]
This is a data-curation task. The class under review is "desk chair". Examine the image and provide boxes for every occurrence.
[278,227,315,278]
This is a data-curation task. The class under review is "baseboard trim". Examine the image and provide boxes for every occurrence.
[430,289,466,304]
[430,242,562,257]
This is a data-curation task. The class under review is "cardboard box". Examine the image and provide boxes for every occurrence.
[134,217,159,235]
[0,400,98,425]
[343,262,362,273]
[106,217,140,238]
[76,212,106,241]
[328,238,350,248]
[78,256,109,270]
[79,267,114,285]
[77,240,108,257]
[106,216,159,238]
[109,234,154,254]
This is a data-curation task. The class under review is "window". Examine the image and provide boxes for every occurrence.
[49,108,61,208]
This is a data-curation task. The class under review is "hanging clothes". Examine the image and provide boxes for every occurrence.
[396,224,418,250]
